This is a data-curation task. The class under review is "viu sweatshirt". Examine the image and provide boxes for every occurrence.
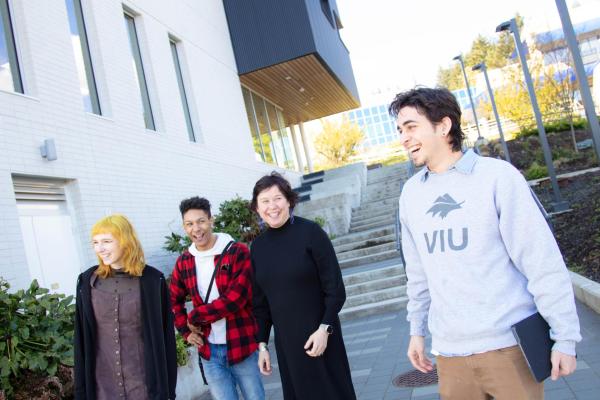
[399,149,581,356]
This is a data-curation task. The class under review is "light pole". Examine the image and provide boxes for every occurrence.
[453,55,483,141]
[496,18,569,212]
[555,0,600,162]
[472,62,511,163]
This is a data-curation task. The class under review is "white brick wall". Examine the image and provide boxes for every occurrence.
[0,0,300,290]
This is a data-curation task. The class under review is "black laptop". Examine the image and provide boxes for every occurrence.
[511,312,554,382]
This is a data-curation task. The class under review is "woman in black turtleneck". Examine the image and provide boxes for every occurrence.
[250,172,356,400]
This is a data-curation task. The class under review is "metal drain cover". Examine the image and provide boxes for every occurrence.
[393,365,438,388]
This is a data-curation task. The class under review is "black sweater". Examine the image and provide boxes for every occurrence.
[74,265,177,399]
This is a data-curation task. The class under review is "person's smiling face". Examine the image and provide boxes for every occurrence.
[256,185,291,229]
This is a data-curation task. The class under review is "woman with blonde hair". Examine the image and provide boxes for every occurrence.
[74,214,177,400]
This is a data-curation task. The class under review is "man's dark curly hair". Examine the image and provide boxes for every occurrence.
[388,87,465,152]
[179,196,211,218]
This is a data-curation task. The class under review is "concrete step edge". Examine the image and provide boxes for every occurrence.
[339,296,409,321]
[339,249,400,269]
[345,286,408,308]
[345,275,407,296]
[337,242,397,261]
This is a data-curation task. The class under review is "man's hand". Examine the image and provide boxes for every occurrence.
[187,321,202,334]
[186,332,204,347]
[258,348,272,376]
[551,350,576,380]
[304,328,329,357]
[407,335,433,373]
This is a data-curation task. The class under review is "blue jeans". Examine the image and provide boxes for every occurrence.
[201,344,265,400]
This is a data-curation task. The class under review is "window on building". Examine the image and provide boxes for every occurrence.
[242,87,265,162]
[0,0,23,93]
[276,110,298,170]
[379,105,386,113]
[265,101,287,168]
[66,0,101,114]
[169,38,195,141]
[241,87,300,170]
[356,109,363,118]
[124,12,155,130]
[364,108,371,116]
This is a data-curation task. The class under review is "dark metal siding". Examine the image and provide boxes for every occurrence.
[305,0,359,101]
[222,0,316,74]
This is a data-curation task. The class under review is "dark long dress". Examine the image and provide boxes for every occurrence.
[251,216,356,400]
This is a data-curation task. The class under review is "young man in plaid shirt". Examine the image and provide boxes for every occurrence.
[170,196,264,400]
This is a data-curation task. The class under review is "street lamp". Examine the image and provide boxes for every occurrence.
[472,62,511,163]
[453,55,483,142]
[496,18,569,212]
[555,0,600,162]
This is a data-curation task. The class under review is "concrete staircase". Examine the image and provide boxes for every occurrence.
[336,162,413,320]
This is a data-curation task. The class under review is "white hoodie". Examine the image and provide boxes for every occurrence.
[188,232,234,344]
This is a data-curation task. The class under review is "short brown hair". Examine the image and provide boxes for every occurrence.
[389,87,465,152]
[250,172,298,212]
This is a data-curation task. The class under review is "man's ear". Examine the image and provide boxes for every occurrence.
[440,116,452,134]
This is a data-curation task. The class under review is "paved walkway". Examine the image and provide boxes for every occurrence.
[256,300,600,400]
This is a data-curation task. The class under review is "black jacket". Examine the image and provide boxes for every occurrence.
[74,265,177,399]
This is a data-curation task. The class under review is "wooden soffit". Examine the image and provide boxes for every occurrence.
[239,54,359,125]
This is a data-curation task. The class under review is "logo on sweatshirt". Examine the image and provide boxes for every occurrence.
[426,194,464,219]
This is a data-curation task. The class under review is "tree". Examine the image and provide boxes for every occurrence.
[314,117,365,169]
[436,15,522,89]
[480,48,576,132]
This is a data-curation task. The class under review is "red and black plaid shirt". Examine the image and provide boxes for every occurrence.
[169,242,258,364]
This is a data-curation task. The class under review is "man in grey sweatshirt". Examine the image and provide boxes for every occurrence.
[391,87,581,399]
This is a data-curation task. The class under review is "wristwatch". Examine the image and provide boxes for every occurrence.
[258,343,269,352]
[319,324,333,334]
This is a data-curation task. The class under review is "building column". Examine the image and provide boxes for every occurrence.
[298,121,314,173]
[289,124,305,173]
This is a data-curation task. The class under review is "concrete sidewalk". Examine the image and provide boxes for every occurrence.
[257,300,600,400]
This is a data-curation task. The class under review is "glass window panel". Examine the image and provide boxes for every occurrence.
[374,115,380,123]
[366,117,372,124]
[66,0,100,114]
[378,137,385,144]
[251,92,274,164]
[379,105,386,113]
[356,109,363,118]
[124,13,155,130]
[384,123,392,134]
[265,101,286,168]
[348,111,354,119]
[364,108,370,116]
[170,40,195,141]
[0,0,22,93]
[276,109,298,170]
[242,88,265,162]
[371,106,378,115]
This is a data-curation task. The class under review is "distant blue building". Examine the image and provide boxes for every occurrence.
[345,104,399,148]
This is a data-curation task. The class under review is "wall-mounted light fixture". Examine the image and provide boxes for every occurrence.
[40,139,58,161]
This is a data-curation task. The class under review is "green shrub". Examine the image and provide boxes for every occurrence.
[516,117,587,138]
[163,232,192,254]
[313,216,326,228]
[524,162,548,180]
[213,196,260,243]
[0,279,75,398]
[175,333,191,367]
